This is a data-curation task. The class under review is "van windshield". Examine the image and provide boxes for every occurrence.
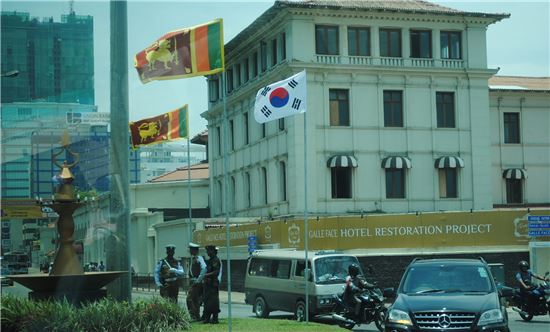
[315,256,359,284]
[402,264,494,294]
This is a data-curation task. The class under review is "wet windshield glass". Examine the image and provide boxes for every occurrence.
[314,256,359,284]
[402,265,494,294]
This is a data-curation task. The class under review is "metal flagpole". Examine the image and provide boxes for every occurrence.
[187,137,192,245]
[221,71,232,331]
[303,110,309,323]
[108,0,131,301]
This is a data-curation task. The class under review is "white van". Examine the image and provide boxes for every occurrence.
[244,249,363,320]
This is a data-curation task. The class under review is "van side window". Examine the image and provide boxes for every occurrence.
[272,260,291,279]
[295,260,313,281]
[295,260,305,277]
[249,258,271,277]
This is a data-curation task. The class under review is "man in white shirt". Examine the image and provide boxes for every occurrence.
[154,244,184,303]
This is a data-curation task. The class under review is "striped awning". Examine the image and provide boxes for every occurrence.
[381,156,412,169]
[434,156,465,169]
[502,168,527,179]
[327,155,358,168]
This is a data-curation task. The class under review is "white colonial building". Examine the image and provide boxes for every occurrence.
[489,76,550,207]
[203,0,548,218]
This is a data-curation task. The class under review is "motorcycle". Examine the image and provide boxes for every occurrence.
[331,284,391,331]
[511,271,550,321]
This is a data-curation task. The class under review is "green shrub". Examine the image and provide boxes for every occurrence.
[0,295,190,332]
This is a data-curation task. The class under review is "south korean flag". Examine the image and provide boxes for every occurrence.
[254,70,307,124]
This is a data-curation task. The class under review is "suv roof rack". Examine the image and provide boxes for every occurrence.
[315,250,342,255]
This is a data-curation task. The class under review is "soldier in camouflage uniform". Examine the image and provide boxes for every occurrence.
[186,242,206,321]
[154,244,184,303]
[202,245,222,324]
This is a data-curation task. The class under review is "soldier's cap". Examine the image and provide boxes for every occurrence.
[205,245,219,251]
[188,242,200,249]
[165,244,176,249]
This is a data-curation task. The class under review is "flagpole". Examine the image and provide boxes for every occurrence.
[304,108,309,323]
[221,71,232,331]
[187,137,192,246]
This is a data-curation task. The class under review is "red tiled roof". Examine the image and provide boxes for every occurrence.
[191,129,208,145]
[148,163,209,183]
[489,76,550,91]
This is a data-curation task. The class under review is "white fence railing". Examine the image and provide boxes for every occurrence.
[315,55,466,69]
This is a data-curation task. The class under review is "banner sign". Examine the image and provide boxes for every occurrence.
[1,199,58,219]
[193,210,550,250]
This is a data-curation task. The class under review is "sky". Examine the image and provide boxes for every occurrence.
[2,0,549,137]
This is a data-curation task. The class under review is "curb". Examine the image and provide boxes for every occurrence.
[132,289,246,305]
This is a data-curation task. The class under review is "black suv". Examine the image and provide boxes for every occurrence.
[385,258,510,332]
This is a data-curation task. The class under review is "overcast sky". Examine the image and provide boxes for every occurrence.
[2,0,549,137]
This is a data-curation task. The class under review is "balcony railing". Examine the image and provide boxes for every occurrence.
[315,55,465,69]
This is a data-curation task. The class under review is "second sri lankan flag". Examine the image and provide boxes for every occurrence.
[134,19,224,83]
[129,105,189,148]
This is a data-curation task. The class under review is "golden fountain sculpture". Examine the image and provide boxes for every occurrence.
[49,131,84,275]
[9,131,124,302]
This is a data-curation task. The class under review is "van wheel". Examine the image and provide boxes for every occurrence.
[254,296,269,318]
[295,300,307,322]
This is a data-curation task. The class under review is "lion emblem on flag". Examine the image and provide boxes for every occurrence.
[138,121,161,142]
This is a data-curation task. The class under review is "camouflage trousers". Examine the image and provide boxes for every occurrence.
[186,282,203,320]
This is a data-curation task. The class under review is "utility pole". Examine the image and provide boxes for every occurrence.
[107,0,131,301]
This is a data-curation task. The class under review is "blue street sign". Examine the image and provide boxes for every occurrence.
[248,235,257,253]
[529,230,550,237]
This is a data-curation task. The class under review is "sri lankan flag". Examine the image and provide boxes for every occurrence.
[129,105,189,149]
[134,19,224,84]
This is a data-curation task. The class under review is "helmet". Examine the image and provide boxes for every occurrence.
[348,264,360,277]
[518,260,529,271]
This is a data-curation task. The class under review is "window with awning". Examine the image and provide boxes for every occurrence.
[434,156,464,169]
[327,155,358,168]
[327,155,357,199]
[502,168,527,179]
[434,156,464,199]
[381,156,411,199]
[381,156,412,169]
[502,168,526,204]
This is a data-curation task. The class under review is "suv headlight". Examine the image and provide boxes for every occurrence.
[477,309,504,326]
[388,309,413,326]
[318,297,332,305]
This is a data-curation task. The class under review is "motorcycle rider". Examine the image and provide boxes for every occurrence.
[516,260,549,309]
[344,263,375,317]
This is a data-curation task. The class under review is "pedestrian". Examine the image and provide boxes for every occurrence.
[154,244,184,303]
[202,245,222,324]
[98,261,105,271]
[186,242,207,321]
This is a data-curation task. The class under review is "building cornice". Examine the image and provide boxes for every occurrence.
[288,8,503,26]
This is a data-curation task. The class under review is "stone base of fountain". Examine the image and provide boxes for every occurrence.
[8,271,126,304]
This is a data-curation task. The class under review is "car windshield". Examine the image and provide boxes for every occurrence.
[401,264,494,294]
[314,256,359,284]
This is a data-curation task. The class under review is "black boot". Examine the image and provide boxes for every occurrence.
[202,312,211,324]
[211,314,219,324]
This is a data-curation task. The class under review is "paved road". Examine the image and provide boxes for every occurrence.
[135,290,549,332]
[4,284,549,331]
